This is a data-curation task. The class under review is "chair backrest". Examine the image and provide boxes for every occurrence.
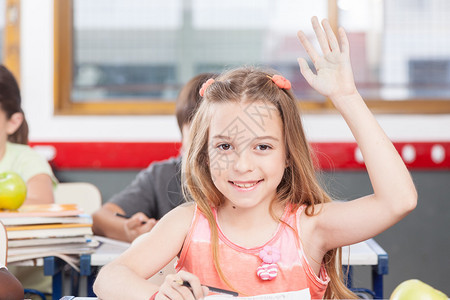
[54,182,102,215]
[0,221,7,266]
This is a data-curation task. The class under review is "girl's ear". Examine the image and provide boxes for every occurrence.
[6,112,24,135]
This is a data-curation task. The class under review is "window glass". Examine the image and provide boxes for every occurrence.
[339,0,450,100]
[73,0,182,102]
[72,0,328,103]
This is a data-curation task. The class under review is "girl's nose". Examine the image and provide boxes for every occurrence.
[233,149,254,173]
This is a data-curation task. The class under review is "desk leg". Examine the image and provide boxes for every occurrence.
[70,268,80,296]
[43,256,65,300]
[372,266,384,299]
[79,254,91,276]
[87,266,98,297]
[79,254,97,297]
[366,239,389,299]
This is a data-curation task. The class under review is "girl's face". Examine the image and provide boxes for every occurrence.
[208,101,286,210]
[0,109,22,144]
[0,109,10,143]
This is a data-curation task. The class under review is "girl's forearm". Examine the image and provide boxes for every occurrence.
[94,263,159,300]
[333,92,417,213]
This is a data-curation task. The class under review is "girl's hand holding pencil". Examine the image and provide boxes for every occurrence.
[155,271,210,300]
[175,280,238,297]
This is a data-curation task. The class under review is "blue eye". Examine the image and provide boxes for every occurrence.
[218,143,232,151]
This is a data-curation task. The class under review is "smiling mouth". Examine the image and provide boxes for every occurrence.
[230,180,263,188]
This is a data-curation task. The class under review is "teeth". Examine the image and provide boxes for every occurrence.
[234,182,257,188]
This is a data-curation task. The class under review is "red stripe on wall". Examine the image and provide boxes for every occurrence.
[29,142,182,169]
[28,142,450,170]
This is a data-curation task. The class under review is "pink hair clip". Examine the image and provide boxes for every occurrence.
[199,78,215,97]
[270,75,291,90]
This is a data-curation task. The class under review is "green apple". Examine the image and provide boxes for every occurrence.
[390,279,448,300]
[0,172,27,210]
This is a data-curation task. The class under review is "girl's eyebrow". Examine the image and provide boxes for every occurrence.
[254,136,279,142]
[211,134,232,140]
[211,135,279,142]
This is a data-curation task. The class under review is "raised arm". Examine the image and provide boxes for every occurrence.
[297,17,417,251]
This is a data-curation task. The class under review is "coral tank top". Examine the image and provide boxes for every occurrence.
[176,204,329,299]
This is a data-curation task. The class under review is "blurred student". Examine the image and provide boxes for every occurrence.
[0,65,57,204]
[0,65,58,297]
[92,73,216,243]
[0,265,24,300]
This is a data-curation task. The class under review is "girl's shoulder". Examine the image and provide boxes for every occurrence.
[6,142,41,160]
[174,201,196,216]
[143,202,196,251]
[159,201,196,231]
[6,142,31,152]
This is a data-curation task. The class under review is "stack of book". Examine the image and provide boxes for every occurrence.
[0,203,99,265]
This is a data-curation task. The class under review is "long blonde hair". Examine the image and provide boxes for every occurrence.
[182,67,357,299]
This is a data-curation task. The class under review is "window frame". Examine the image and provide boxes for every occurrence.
[53,0,450,115]
[3,0,21,82]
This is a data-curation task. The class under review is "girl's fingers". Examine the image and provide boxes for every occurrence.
[311,16,330,55]
[202,286,210,297]
[170,280,196,300]
[297,30,319,64]
[158,284,184,300]
[297,58,315,85]
[338,27,350,55]
[154,292,169,300]
[321,19,340,52]
[178,271,205,300]
[157,275,182,300]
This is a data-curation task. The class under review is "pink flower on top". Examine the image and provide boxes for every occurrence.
[259,245,280,264]
[199,78,215,97]
[271,75,291,90]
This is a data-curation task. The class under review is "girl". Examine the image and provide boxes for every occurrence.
[0,65,57,205]
[94,17,417,299]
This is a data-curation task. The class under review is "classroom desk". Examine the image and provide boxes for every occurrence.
[342,239,388,299]
[18,237,388,300]
[7,237,131,300]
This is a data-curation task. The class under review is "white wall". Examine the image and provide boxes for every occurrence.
[20,0,450,144]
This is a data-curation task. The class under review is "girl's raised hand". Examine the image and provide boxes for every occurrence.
[297,16,358,105]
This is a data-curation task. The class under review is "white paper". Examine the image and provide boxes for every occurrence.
[206,288,310,299]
